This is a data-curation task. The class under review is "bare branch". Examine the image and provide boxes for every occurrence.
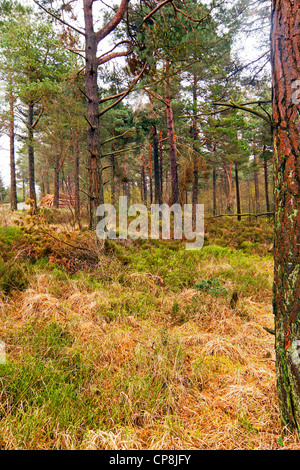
[97,40,131,60]
[99,91,127,104]
[98,49,131,66]
[101,128,134,145]
[32,0,86,37]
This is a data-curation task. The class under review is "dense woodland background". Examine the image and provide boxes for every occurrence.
[1,0,300,451]
[0,0,273,226]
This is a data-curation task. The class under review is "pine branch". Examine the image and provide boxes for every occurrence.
[212,101,273,125]
[170,0,220,23]
[96,0,130,43]
[101,146,141,158]
[99,63,147,117]
[146,89,168,107]
[97,40,131,62]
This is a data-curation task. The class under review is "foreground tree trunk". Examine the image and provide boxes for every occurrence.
[83,0,104,229]
[271,0,300,432]
[83,0,130,229]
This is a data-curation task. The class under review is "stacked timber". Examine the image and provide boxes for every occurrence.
[39,193,75,208]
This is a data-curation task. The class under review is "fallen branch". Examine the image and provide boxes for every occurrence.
[263,326,275,336]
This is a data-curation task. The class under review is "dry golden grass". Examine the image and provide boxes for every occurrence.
[1,238,299,450]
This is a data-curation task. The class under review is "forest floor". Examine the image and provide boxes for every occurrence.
[0,208,299,450]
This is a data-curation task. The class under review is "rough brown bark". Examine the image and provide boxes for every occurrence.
[83,0,129,229]
[223,164,233,212]
[165,60,180,205]
[9,76,17,211]
[159,130,163,198]
[152,125,161,204]
[83,0,103,229]
[263,146,270,213]
[74,130,81,224]
[271,0,300,432]
[110,129,116,206]
[253,148,260,213]
[192,73,199,230]
[141,157,147,204]
[149,144,153,204]
[28,101,37,213]
[53,155,60,209]
[234,161,241,221]
[212,167,217,216]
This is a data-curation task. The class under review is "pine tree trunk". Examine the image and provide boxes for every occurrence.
[224,164,233,212]
[263,146,270,213]
[9,79,17,211]
[140,165,144,202]
[235,161,241,221]
[253,152,260,213]
[152,125,161,204]
[111,130,116,206]
[165,60,179,205]
[213,167,217,216]
[28,101,37,213]
[271,0,300,432]
[74,130,81,224]
[159,130,163,200]
[46,166,50,195]
[149,144,153,204]
[53,155,60,209]
[83,0,104,229]
[192,73,199,230]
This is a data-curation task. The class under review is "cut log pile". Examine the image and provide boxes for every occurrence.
[39,193,75,208]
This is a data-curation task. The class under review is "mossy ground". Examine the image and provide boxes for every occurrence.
[0,212,298,449]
